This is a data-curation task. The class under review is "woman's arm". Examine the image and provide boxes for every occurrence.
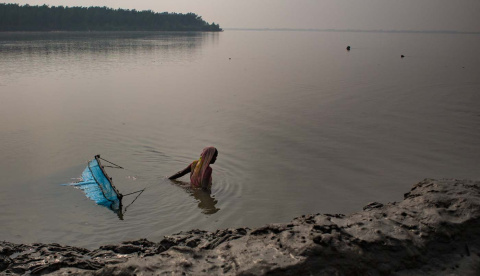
[168,164,191,180]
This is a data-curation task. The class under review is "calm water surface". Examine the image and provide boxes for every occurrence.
[0,31,479,248]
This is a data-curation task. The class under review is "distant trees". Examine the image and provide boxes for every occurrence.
[0,4,222,32]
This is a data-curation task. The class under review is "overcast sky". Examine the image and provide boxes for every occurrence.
[6,0,480,32]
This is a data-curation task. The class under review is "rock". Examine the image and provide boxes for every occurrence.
[1,179,479,275]
[363,201,384,210]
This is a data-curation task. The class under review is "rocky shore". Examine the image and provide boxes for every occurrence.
[1,178,479,275]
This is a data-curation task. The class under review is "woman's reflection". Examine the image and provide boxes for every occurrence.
[170,180,220,215]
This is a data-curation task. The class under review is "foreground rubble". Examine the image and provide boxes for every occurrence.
[1,179,479,275]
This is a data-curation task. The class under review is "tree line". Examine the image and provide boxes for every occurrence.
[0,4,222,32]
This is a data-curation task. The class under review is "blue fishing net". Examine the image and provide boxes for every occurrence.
[65,158,121,210]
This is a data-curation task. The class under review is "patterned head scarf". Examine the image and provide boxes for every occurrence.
[191,147,217,188]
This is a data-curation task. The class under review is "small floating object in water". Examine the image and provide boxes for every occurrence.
[401,55,405,58]
[346,46,351,51]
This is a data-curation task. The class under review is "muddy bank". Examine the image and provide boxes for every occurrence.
[1,178,480,275]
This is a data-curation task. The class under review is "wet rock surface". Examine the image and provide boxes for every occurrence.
[1,178,480,275]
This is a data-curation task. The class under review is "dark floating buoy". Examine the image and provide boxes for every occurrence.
[346,46,351,51]
[401,55,405,58]
[229,58,231,60]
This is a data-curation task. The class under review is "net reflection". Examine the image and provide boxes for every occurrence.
[115,188,145,220]
[170,180,220,215]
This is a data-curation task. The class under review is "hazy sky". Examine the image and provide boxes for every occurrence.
[6,0,480,31]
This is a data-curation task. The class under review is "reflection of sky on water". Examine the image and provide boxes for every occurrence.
[1,31,479,249]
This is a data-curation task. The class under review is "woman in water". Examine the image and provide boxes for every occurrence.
[169,147,218,190]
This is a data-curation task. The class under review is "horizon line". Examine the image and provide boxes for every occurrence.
[224,27,480,35]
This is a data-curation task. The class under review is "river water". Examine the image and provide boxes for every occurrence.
[0,31,479,248]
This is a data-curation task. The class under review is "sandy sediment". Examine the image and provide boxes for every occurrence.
[1,178,479,275]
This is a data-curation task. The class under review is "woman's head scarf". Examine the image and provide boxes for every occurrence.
[191,147,217,188]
